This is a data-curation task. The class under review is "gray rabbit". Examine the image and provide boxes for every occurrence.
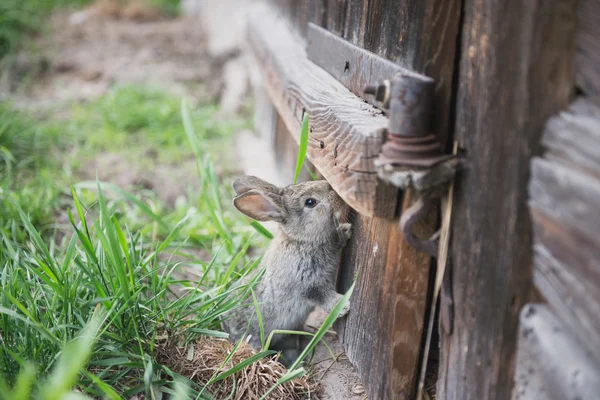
[222,175,352,363]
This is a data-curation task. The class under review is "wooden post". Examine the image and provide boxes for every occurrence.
[437,1,578,399]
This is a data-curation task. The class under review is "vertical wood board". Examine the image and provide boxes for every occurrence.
[438,1,578,399]
[512,304,600,400]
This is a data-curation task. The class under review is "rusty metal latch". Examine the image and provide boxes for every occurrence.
[306,23,459,252]
[364,74,460,258]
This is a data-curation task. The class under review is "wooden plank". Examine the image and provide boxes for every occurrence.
[294,0,462,147]
[342,0,367,48]
[530,158,600,241]
[325,0,347,36]
[341,0,463,148]
[513,304,600,400]
[541,97,600,175]
[438,1,578,399]
[260,2,457,399]
[336,192,434,399]
[246,4,397,218]
[531,232,600,361]
[307,23,430,108]
[576,0,600,95]
[528,97,600,363]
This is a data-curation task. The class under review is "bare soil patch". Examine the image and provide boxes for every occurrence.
[3,3,223,107]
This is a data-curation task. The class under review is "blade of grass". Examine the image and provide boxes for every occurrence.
[293,113,309,184]
[250,288,265,347]
[181,99,201,159]
[40,307,106,400]
[289,281,355,371]
[209,350,276,384]
[249,221,273,239]
[74,182,168,229]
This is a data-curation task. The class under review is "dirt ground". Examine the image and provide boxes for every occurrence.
[1,1,366,398]
[3,5,221,106]
[0,2,246,205]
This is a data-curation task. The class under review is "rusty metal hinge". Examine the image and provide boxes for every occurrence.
[307,23,460,255]
[364,75,460,258]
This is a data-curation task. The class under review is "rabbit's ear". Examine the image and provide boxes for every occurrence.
[233,190,285,222]
[232,176,280,196]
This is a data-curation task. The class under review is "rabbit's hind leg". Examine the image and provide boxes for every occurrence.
[274,334,302,367]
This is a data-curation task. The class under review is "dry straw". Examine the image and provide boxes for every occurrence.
[156,337,320,400]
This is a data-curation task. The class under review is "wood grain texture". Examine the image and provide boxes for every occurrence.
[438,1,578,399]
[261,1,460,398]
[541,97,600,175]
[288,0,462,146]
[512,304,600,400]
[247,4,397,218]
[276,1,460,398]
[342,0,367,48]
[336,192,434,400]
[525,97,600,380]
[530,158,600,243]
[325,0,347,35]
[340,0,462,148]
[576,0,600,95]
[531,223,600,361]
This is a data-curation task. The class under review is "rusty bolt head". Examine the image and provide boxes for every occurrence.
[363,81,390,107]
[364,84,378,95]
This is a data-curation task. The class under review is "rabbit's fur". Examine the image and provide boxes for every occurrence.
[222,176,351,361]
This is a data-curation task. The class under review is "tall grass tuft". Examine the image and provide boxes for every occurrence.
[0,0,92,59]
[0,175,262,397]
[0,102,66,231]
[0,87,352,399]
[0,99,264,397]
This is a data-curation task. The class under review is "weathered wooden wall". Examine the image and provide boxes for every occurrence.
[251,1,462,398]
[513,97,600,399]
[576,0,600,95]
[511,1,600,395]
[437,1,579,399]
[249,0,600,399]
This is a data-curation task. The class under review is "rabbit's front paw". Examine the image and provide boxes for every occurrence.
[338,300,351,318]
[338,223,352,242]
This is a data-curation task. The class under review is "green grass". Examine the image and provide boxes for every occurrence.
[149,0,181,17]
[0,88,267,397]
[293,113,309,185]
[0,0,92,59]
[0,101,67,231]
[67,85,245,165]
[0,178,263,398]
[1,85,249,238]
[0,83,353,398]
[0,0,181,60]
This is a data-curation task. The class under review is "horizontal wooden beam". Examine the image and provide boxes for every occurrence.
[246,4,397,218]
[306,23,429,108]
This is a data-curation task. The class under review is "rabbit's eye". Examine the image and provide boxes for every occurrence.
[305,198,318,208]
